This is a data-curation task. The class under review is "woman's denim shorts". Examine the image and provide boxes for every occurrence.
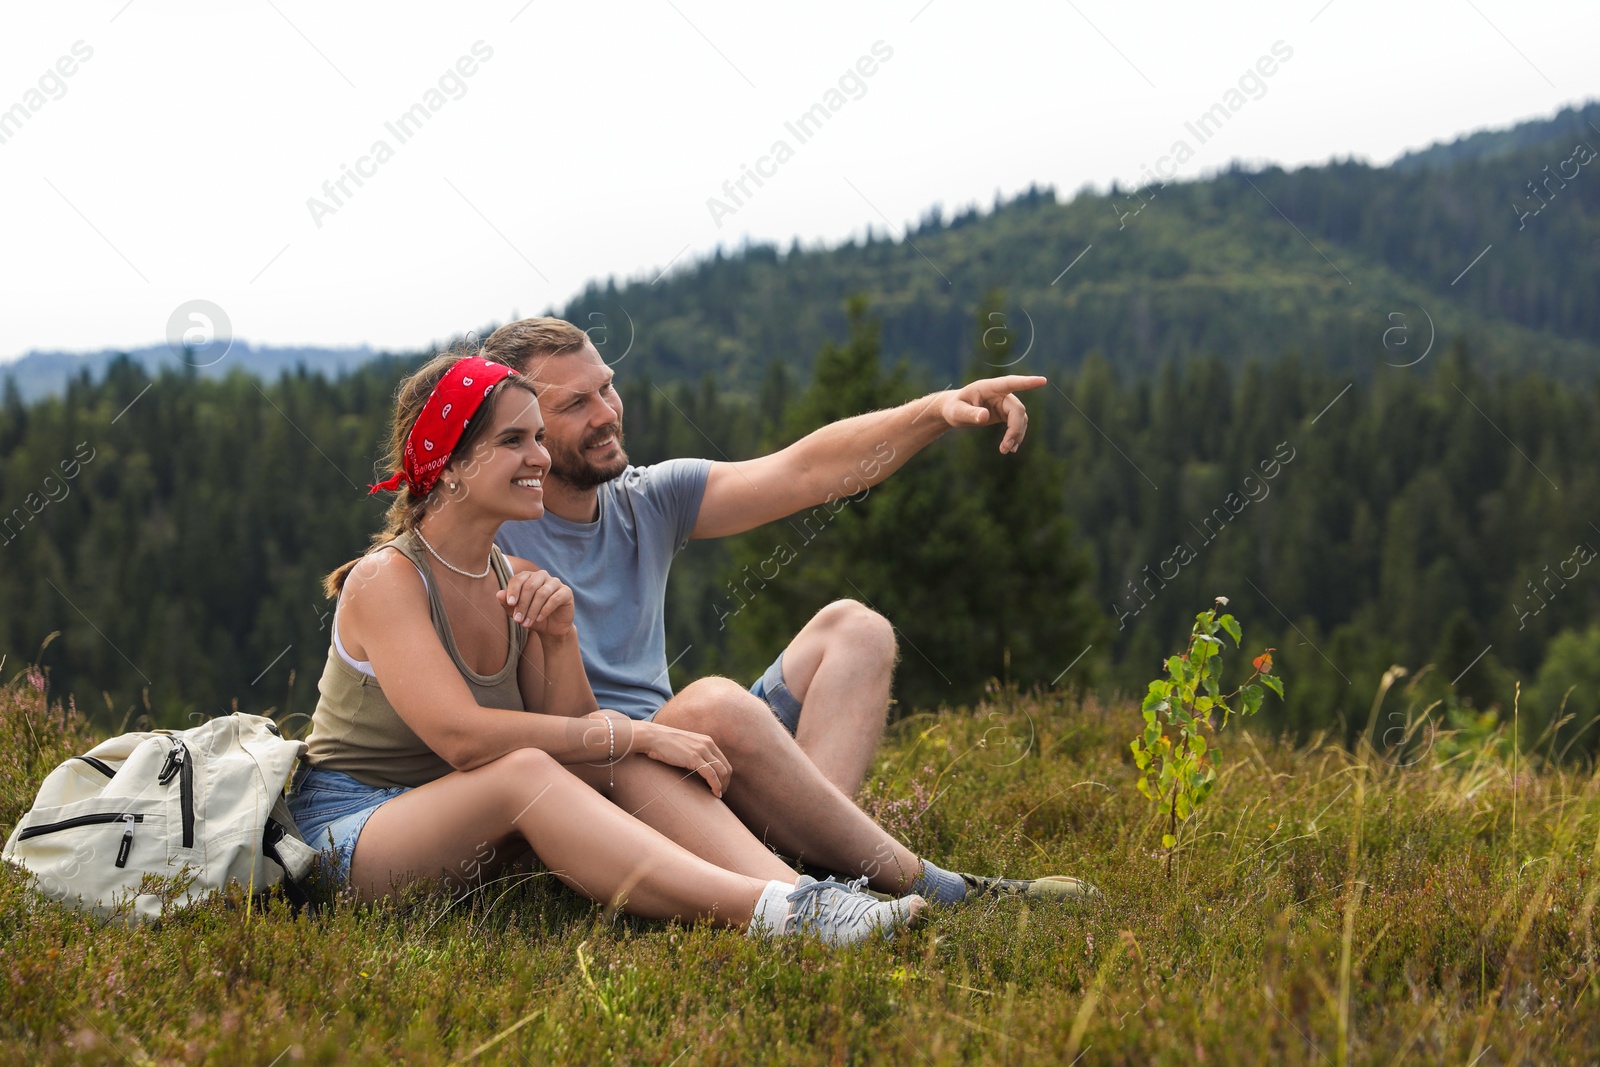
[286,765,411,886]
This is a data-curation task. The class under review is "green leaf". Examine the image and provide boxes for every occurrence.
[1242,684,1264,717]
[1137,776,1154,800]
[1219,613,1242,647]
[1162,833,1177,849]
[1175,793,1192,820]
[1261,673,1285,699]
[1191,733,1207,757]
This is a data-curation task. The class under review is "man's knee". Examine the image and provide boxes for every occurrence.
[663,676,778,750]
[812,599,897,666]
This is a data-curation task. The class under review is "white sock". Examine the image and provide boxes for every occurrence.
[746,880,795,938]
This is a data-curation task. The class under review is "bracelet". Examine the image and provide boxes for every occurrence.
[606,716,615,790]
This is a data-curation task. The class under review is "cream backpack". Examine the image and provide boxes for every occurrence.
[2,712,320,923]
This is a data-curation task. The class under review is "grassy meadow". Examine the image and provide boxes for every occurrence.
[2,673,1597,1066]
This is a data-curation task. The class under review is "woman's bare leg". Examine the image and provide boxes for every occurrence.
[564,754,797,883]
[346,747,773,926]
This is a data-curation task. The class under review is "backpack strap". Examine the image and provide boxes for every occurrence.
[263,792,319,910]
[263,819,312,910]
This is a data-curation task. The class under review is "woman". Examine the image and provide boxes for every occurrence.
[289,351,923,944]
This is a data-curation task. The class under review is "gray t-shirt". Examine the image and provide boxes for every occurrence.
[494,459,712,720]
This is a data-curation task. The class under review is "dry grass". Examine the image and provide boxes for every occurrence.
[2,676,1597,1065]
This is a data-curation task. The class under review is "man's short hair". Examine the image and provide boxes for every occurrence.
[481,317,590,374]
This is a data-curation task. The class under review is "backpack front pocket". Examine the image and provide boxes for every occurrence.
[20,811,147,868]
[10,799,172,905]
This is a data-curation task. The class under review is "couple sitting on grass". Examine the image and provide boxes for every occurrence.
[291,317,1096,947]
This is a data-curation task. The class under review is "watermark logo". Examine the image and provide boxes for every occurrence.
[705,40,895,228]
[1113,441,1297,630]
[1512,140,1595,230]
[979,307,1035,368]
[714,441,896,629]
[583,304,636,367]
[166,299,233,368]
[0,40,94,149]
[1,441,97,548]
[1381,305,1434,368]
[305,41,495,230]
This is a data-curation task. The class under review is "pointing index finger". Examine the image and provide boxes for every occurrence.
[979,374,1048,395]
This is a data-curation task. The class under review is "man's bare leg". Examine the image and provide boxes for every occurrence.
[653,677,924,896]
[769,599,897,796]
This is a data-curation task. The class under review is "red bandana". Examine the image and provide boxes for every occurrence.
[368,356,515,496]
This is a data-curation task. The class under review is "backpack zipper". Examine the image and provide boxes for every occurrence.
[157,739,195,848]
[73,755,116,777]
[17,810,145,848]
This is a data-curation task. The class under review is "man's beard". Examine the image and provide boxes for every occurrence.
[548,423,629,490]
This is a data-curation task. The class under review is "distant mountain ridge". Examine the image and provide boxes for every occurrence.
[8,98,1598,401]
[2,341,387,403]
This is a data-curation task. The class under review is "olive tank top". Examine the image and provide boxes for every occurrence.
[303,530,529,788]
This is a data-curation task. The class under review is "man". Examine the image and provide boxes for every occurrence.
[487,317,1093,904]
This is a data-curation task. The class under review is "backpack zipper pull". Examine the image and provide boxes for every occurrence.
[115,814,136,868]
[157,740,185,784]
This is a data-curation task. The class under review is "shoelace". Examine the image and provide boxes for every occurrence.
[785,877,880,934]
[966,874,1031,896]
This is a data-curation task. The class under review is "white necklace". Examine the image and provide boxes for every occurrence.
[412,527,492,580]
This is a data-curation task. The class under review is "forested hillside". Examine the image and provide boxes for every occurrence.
[555,101,1600,390]
[5,314,1600,758]
[3,101,1599,757]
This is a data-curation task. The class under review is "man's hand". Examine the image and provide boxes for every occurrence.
[937,375,1048,454]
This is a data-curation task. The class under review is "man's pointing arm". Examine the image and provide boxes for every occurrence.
[690,374,1048,539]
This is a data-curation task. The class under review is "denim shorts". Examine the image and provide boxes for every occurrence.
[286,766,410,886]
[748,651,803,736]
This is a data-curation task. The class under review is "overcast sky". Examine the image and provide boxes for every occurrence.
[1,0,1594,362]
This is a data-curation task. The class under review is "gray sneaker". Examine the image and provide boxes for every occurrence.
[783,875,924,945]
[958,872,1103,902]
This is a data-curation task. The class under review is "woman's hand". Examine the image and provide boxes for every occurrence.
[618,717,732,798]
[498,564,575,639]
